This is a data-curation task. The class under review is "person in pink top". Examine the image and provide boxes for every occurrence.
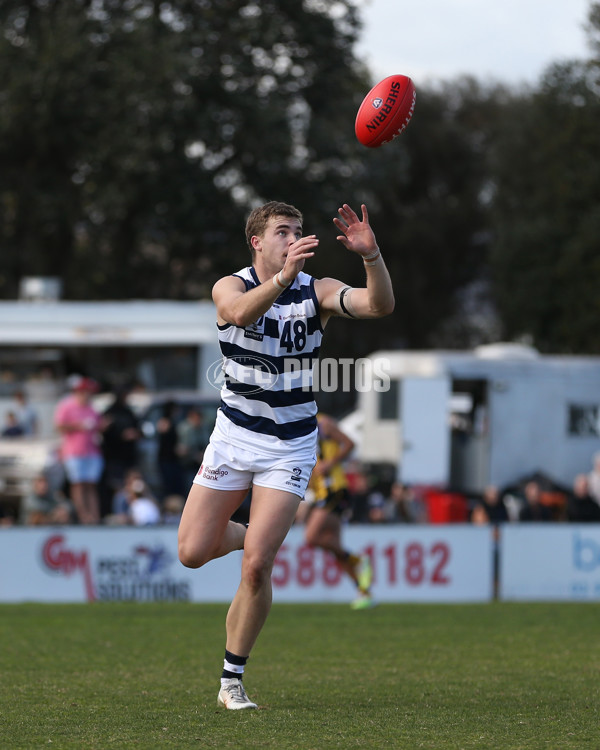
[54,376,104,524]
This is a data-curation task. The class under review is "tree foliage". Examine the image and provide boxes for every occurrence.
[0,0,497,364]
[489,56,600,352]
[0,0,368,299]
[361,78,503,349]
[1,0,600,360]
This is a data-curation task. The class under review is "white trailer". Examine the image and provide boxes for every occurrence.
[346,344,600,493]
[0,298,220,436]
[0,296,221,511]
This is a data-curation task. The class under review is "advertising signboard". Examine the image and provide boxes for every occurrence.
[500,524,600,601]
[0,526,493,604]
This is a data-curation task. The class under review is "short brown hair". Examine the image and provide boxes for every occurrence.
[245,201,303,257]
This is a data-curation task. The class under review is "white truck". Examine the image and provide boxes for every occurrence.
[343,344,600,494]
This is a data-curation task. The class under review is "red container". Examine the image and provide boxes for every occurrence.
[424,489,468,523]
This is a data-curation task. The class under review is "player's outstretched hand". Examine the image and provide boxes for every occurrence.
[333,204,378,258]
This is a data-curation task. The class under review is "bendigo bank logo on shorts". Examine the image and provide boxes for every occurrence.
[286,467,303,488]
[201,464,229,481]
[206,355,279,394]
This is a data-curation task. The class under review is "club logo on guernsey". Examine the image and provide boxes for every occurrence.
[244,315,265,342]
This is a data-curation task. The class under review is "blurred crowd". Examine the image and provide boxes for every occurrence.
[1,389,39,438]
[0,376,209,527]
[311,451,600,528]
[1,377,600,528]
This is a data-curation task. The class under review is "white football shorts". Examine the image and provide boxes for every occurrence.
[192,414,317,499]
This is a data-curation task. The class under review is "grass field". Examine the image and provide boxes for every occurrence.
[1,602,599,749]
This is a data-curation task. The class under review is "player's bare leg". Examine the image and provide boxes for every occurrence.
[224,486,300,657]
[304,508,359,585]
[178,484,248,567]
[178,482,259,710]
[215,487,300,709]
[305,506,373,608]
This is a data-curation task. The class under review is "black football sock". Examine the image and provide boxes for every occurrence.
[221,649,248,680]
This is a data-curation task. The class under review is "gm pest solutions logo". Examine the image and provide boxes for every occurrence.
[41,534,191,602]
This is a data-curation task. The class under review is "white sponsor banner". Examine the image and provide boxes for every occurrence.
[274,526,493,603]
[0,525,493,604]
[500,524,600,601]
[0,528,242,604]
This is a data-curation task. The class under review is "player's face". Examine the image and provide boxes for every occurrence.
[259,216,303,263]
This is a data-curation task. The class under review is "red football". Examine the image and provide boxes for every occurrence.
[355,75,416,148]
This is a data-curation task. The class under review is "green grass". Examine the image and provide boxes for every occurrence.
[1,603,599,749]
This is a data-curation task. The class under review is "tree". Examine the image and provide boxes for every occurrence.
[5,1,599,366]
[315,76,506,365]
[308,77,512,413]
[489,55,600,352]
[0,0,368,300]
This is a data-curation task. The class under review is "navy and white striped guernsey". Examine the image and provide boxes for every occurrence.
[217,266,323,441]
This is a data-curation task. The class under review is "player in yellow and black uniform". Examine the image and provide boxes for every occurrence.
[302,413,374,609]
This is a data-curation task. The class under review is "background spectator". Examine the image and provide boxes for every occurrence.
[567,473,600,522]
[2,411,24,437]
[587,451,600,507]
[13,390,38,436]
[470,503,490,525]
[162,494,185,525]
[481,484,509,524]
[176,407,210,490]
[366,488,389,523]
[386,481,427,523]
[347,470,372,523]
[103,468,141,523]
[100,386,141,518]
[128,478,161,526]
[20,474,73,525]
[0,504,16,526]
[156,400,184,499]
[54,376,103,524]
[518,480,553,522]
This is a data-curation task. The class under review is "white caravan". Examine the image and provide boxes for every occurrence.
[345,344,600,493]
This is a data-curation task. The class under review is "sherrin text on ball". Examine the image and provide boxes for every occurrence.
[355,74,416,148]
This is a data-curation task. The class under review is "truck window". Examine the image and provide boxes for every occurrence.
[378,379,398,420]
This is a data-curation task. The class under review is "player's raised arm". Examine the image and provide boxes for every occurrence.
[316,203,395,322]
[212,274,279,328]
[213,232,319,328]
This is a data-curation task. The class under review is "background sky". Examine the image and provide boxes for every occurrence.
[356,0,593,86]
